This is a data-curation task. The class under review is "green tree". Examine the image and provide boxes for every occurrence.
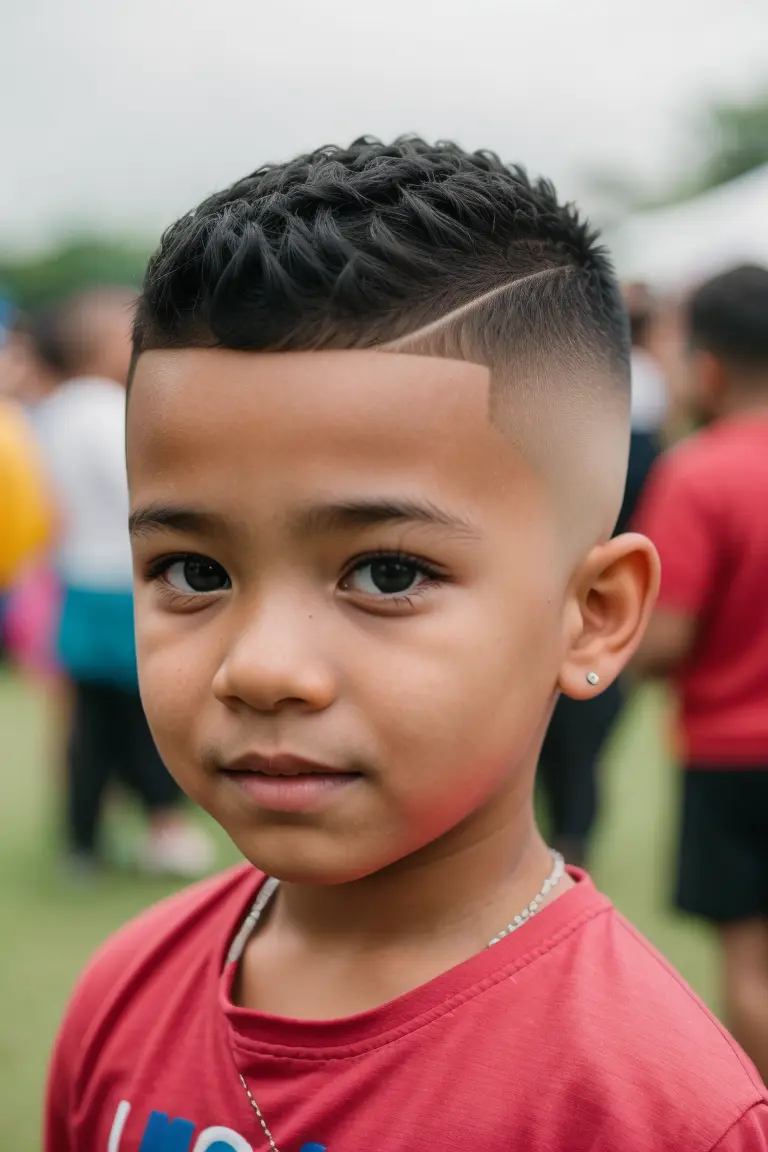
[587,90,768,217]
[0,236,152,311]
[680,91,768,198]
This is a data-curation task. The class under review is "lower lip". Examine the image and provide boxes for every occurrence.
[221,771,360,812]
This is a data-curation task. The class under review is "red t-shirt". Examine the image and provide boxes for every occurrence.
[635,416,768,766]
[46,863,768,1152]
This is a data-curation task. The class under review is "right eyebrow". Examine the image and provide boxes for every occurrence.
[128,503,224,538]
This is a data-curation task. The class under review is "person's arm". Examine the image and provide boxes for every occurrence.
[630,451,717,681]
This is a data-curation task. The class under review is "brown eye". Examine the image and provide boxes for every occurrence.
[164,556,231,594]
[345,557,433,597]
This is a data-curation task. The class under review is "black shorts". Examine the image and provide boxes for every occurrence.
[676,767,768,923]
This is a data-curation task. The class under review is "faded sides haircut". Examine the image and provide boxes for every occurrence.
[132,137,632,547]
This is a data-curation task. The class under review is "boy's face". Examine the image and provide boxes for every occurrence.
[127,350,580,882]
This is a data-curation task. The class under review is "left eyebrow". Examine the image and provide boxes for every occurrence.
[289,498,482,539]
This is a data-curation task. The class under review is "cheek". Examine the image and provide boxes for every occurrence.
[363,587,562,794]
[135,610,212,775]
[138,655,195,766]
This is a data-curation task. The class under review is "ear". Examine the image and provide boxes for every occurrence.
[558,533,660,700]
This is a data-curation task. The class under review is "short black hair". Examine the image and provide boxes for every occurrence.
[688,265,768,372]
[133,137,629,383]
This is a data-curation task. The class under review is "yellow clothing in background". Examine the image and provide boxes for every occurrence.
[0,401,52,590]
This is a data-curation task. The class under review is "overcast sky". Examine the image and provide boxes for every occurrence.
[3,0,768,251]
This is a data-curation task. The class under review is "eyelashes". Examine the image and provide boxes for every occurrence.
[144,550,448,609]
[146,554,231,595]
[340,551,445,601]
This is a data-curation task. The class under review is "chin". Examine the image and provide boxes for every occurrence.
[231,831,394,886]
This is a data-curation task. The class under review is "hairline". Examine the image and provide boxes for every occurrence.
[129,267,629,397]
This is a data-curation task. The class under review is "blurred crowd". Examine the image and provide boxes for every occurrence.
[2,262,768,1078]
[0,289,214,877]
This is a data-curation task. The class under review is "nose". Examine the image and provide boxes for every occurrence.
[211,591,337,714]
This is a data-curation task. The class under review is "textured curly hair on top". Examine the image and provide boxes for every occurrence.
[132,136,629,386]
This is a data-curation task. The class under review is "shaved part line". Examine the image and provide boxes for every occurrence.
[379,266,570,356]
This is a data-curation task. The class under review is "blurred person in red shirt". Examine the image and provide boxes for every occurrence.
[634,264,768,1081]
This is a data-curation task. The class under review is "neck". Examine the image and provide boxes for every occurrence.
[722,378,768,417]
[269,785,562,950]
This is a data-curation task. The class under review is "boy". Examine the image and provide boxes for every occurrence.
[46,141,768,1151]
[634,264,768,1085]
[33,288,213,876]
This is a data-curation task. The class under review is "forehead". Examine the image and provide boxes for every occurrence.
[127,348,537,512]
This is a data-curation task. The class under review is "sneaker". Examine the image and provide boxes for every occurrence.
[139,824,216,878]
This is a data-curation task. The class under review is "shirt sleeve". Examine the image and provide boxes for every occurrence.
[43,925,124,1152]
[43,1001,77,1152]
[633,452,719,616]
[711,1103,768,1151]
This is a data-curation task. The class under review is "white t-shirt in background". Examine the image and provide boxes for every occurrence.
[630,348,668,435]
[35,377,133,590]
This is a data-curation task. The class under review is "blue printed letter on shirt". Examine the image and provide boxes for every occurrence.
[138,1111,196,1152]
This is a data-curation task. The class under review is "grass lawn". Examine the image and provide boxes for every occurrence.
[0,672,717,1149]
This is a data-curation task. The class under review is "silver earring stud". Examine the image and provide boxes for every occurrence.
[586,672,600,686]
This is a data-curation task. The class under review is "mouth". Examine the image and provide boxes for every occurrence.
[220,753,363,813]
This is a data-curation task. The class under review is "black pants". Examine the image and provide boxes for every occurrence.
[537,682,623,862]
[677,768,768,923]
[67,680,183,855]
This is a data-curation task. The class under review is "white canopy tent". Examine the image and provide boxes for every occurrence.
[610,164,768,292]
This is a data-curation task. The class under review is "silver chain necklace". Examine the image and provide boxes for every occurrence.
[231,850,565,1151]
